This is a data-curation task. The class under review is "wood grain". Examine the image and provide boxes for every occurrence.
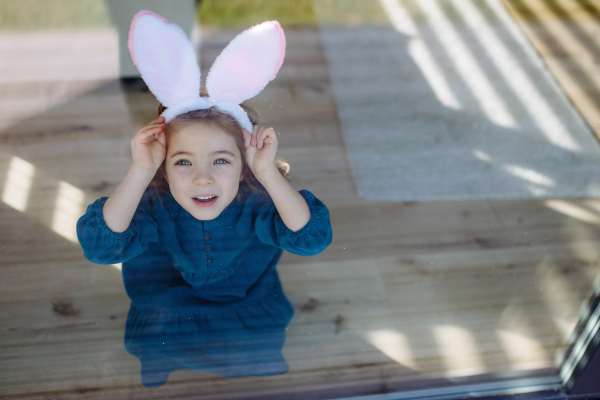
[1,3,600,398]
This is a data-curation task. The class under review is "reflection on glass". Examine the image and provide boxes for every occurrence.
[122,254,294,388]
[2,0,600,398]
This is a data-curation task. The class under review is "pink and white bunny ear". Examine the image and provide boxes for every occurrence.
[128,11,200,108]
[206,21,286,104]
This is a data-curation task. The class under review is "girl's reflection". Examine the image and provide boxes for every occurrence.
[122,246,294,387]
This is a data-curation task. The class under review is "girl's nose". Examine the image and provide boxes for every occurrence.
[192,167,215,186]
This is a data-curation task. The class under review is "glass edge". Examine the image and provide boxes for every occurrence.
[558,282,600,394]
[332,377,562,400]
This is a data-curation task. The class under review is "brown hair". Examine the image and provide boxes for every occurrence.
[150,89,290,203]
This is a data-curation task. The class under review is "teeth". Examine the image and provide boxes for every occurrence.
[194,196,215,200]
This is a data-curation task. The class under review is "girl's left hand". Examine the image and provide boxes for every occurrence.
[242,125,279,179]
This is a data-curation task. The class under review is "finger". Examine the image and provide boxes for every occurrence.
[156,129,167,148]
[259,130,267,150]
[142,117,165,131]
[241,128,252,149]
[155,124,167,141]
[136,126,164,142]
[264,128,277,145]
[138,125,164,136]
[244,140,258,166]
[245,143,257,160]
[152,130,166,153]
[257,127,271,150]
[251,125,260,147]
[255,127,266,149]
[141,122,165,131]
[137,124,164,137]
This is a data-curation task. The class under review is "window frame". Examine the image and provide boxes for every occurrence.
[315,288,600,400]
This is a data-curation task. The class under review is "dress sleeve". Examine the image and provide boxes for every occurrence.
[76,191,159,265]
[254,190,333,256]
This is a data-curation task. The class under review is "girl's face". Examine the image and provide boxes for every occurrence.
[165,122,243,220]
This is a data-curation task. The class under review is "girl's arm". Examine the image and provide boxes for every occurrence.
[255,165,311,232]
[242,126,310,232]
[102,117,167,233]
[102,164,156,232]
[244,125,332,256]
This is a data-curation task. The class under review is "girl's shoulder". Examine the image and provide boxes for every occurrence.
[141,187,174,212]
[135,187,182,228]
[244,189,324,219]
[244,188,321,207]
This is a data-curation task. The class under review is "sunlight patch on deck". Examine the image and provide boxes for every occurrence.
[497,329,550,369]
[379,0,461,110]
[2,156,34,212]
[418,0,516,128]
[433,325,486,376]
[545,200,600,224]
[51,181,85,243]
[366,329,416,369]
[449,0,579,151]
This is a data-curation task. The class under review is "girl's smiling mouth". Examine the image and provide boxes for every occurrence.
[192,195,218,207]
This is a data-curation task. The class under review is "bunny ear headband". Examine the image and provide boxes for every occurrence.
[128,11,286,132]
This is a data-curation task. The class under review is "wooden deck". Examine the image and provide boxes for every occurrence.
[1,1,600,398]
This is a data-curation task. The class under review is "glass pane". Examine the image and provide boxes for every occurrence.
[2,0,600,398]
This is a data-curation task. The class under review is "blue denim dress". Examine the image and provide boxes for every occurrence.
[76,188,332,387]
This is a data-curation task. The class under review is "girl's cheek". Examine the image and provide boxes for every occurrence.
[213,163,237,175]
[218,168,242,182]
[166,169,185,185]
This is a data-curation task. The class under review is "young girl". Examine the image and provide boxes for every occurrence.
[76,12,332,388]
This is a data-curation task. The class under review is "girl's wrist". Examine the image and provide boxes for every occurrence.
[254,164,281,186]
[129,163,158,186]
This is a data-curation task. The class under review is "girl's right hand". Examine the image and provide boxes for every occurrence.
[131,116,167,171]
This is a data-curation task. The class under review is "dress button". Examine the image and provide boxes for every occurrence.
[206,258,213,264]
[203,234,211,241]
[205,246,212,252]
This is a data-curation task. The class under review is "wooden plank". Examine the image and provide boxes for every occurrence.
[1,8,600,399]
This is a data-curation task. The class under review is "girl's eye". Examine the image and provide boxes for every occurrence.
[214,158,229,165]
[175,160,191,165]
